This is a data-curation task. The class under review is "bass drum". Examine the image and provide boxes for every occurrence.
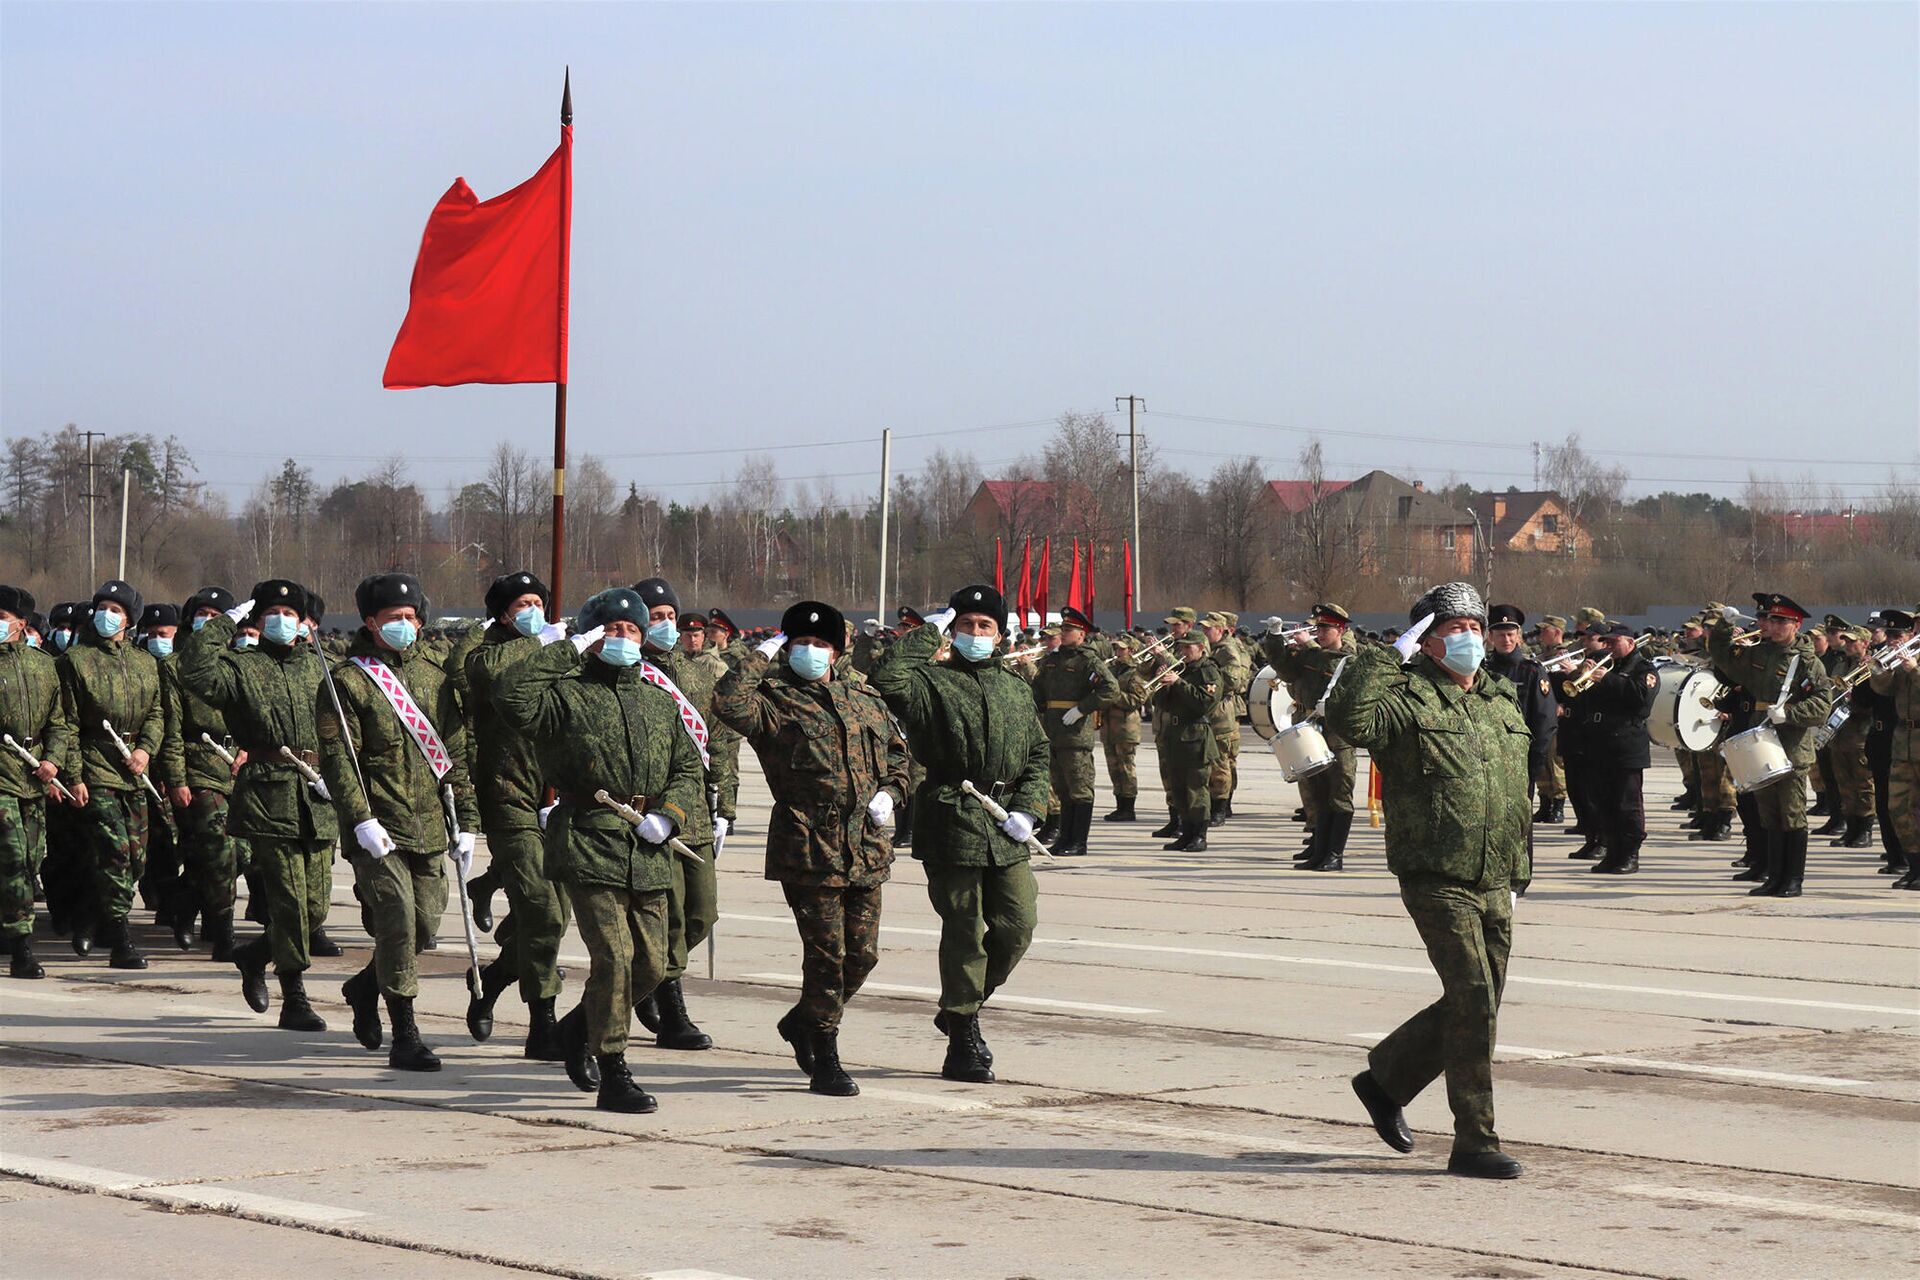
[1648,662,1727,753]
[1247,665,1296,741]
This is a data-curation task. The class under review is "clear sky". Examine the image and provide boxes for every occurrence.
[3,1,1915,510]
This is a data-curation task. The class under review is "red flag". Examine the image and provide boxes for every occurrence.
[1066,539,1083,612]
[994,538,1004,593]
[1016,537,1033,629]
[1085,539,1096,613]
[384,128,572,389]
[1122,539,1134,630]
[1036,537,1051,622]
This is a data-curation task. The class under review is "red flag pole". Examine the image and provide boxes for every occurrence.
[1122,539,1134,630]
[1066,538,1081,612]
[1018,536,1033,628]
[1086,538,1096,615]
[994,537,1004,593]
[550,70,573,612]
[1037,537,1051,622]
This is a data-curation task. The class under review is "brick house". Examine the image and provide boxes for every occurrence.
[1466,490,1586,555]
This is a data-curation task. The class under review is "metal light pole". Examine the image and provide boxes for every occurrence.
[875,428,892,624]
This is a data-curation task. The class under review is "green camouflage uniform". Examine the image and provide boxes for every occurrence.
[1150,653,1223,832]
[647,647,722,983]
[1826,650,1874,819]
[159,649,244,927]
[870,622,1049,1016]
[1326,642,1532,1157]
[1260,629,1360,818]
[495,638,704,1056]
[1,640,73,938]
[178,615,339,973]
[695,645,744,823]
[57,629,164,923]
[714,649,908,1029]
[1207,635,1252,801]
[1708,620,1832,830]
[318,630,479,999]
[1867,661,1920,855]
[1099,661,1150,802]
[466,624,570,1002]
[1031,643,1119,805]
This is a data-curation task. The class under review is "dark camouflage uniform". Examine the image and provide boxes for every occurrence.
[57,629,164,922]
[1,639,73,938]
[495,637,705,1056]
[1327,642,1532,1156]
[714,648,908,1029]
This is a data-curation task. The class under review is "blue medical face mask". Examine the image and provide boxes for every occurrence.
[598,635,642,667]
[298,622,312,641]
[50,629,72,652]
[379,619,418,652]
[0,620,10,643]
[951,631,997,663]
[262,613,300,646]
[645,619,678,651]
[1440,630,1485,676]
[92,610,124,638]
[233,633,258,650]
[191,614,210,631]
[513,605,546,637]
[147,636,174,659]
[788,642,833,681]
[26,633,39,649]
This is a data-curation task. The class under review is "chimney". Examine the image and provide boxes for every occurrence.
[1412,480,1426,493]
[1493,496,1507,523]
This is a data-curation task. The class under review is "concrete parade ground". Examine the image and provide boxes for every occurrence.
[3,733,1917,1279]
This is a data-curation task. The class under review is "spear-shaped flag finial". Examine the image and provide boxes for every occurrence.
[562,67,572,126]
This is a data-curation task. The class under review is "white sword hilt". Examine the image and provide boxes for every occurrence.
[593,789,705,864]
[960,779,1054,861]
[102,719,165,805]
[200,732,237,766]
[3,733,77,803]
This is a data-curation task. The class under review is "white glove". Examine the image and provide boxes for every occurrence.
[537,622,567,646]
[756,632,787,660]
[1264,616,1286,636]
[450,832,475,877]
[1511,890,1519,911]
[925,607,957,634]
[1767,703,1788,725]
[635,812,673,845]
[1061,706,1084,726]
[1718,604,1743,623]
[1393,614,1436,661]
[354,818,394,859]
[537,801,557,830]
[866,790,894,828]
[224,599,255,623]
[570,624,605,654]
[861,618,882,637]
[713,814,731,841]
[999,811,1036,843]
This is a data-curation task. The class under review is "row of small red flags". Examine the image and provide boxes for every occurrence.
[992,537,1132,631]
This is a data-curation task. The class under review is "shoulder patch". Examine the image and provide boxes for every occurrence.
[1645,672,1657,688]
[1539,677,1551,696]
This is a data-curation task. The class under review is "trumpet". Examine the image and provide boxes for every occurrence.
[1872,634,1920,674]
[1152,659,1188,685]
[1266,623,1316,643]
[1563,634,1653,697]
[1118,633,1176,668]
[1730,628,1762,648]
[1000,642,1048,665]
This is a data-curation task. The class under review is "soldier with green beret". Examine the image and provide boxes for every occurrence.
[869,583,1049,1084]
[495,586,707,1113]
[0,584,72,980]
[1329,581,1531,1180]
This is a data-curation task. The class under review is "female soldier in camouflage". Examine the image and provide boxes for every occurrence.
[714,600,909,1097]
[0,584,73,979]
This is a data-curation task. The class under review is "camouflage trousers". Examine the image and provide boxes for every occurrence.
[1752,762,1811,831]
[1101,731,1139,800]
[566,883,669,1056]
[0,795,46,938]
[924,860,1038,1016]
[82,789,150,922]
[664,836,717,982]
[1370,877,1513,1155]
[1828,727,1876,818]
[1885,760,1919,854]
[1164,756,1211,829]
[1813,747,1836,801]
[1208,723,1241,801]
[1299,745,1359,820]
[248,839,333,974]
[178,790,240,920]
[1534,751,1565,802]
[479,825,569,1002]
[1677,750,1698,787]
[1695,748,1736,812]
[349,848,446,999]
[1048,743,1096,806]
[780,881,883,1031]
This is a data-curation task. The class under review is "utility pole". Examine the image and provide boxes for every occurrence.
[1531,440,1541,489]
[80,430,106,587]
[875,428,892,625]
[1115,395,1144,607]
[117,468,131,579]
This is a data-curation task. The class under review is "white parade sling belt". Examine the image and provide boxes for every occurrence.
[350,656,453,779]
[637,659,711,768]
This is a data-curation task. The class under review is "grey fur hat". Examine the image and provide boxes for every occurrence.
[1410,581,1486,627]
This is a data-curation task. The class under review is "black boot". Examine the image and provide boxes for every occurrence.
[1351,1070,1413,1152]
[653,978,712,1050]
[1592,841,1640,875]
[385,994,441,1071]
[465,958,514,1042]
[1312,812,1353,872]
[236,937,270,1012]
[1102,796,1137,823]
[1050,801,1087,858]
[1894,862,1920,890]
[1149,811,1180,839]
[242,870,268,925]
[1749,830,1788,896]
[941,1012,995,1083]
[594,1053,656,1113]
[106,917,147,970]
[1776,829,1806,897]
[9,936,44,979]
[891,796,914,848]
[1209,798,1229,827]
[1670,786,1698,811]
[1547,799,1565,823]
[777,1009,816,1074]
[558,1003,599,1091]
[69,908,93,958]
[307,927,342,958]
[524,995,562,1060]
[1161,817,1188,851]
[1567,835,1604,861]
[466,866,497,934]
[205,910,235,961]
[1812,811,1845,837]
[1807,794,1832,817]
[1067,801,1094,855]
[1838,817,1874,849]
[170,889,197,951]
[342,963,383,1049]
[277,972,328,1032]
[1532,795,1554,823]
[635,990,661,1034]
[808,1028,858,1097]
[1035,813,1060,845]
[1682,810,1704,829]
[934,1008,993,1068]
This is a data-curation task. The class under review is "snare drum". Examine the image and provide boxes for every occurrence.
[1649,663,1727,753]
[1248,666,1296,742]
[1720,724,1793,793]
[1271,720,1336,781]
